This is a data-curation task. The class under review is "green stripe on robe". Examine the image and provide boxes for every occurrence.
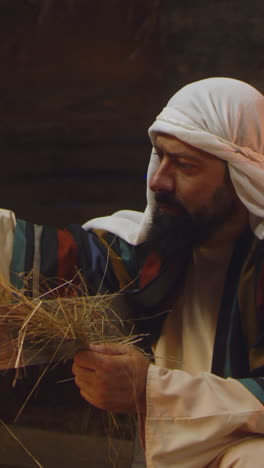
[238,377,264,403]
[10,219,27,289]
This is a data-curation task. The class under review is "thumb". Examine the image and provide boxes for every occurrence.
[88,342,128,356]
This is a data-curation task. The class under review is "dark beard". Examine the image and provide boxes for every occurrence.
[146,204,195,260]
[146,183,237,260]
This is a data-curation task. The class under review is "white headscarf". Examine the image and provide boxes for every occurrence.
[83,77,264,242]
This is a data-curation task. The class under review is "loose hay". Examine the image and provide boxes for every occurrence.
[0,277,144,467]
[0,277,143,371]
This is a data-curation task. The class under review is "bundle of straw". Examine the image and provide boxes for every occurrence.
[0,279,140,371]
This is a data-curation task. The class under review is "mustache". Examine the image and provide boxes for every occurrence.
[154,191,185,209]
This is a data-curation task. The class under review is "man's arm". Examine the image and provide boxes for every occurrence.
[10,218,124,296]
[0,210,146,369]
[72,345,264,467]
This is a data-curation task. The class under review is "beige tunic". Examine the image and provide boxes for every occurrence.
[145,245,264,467]
[154,245,232,373]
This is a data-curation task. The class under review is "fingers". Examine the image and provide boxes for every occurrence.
[74,342,129,369]
[72,364,96,392]
[88,342,128,355]
[72,358,130,411]
[74,349,121,372]
[72,343,150,413]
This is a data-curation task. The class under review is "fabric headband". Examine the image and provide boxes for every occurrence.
[148,77,264,239]
[83,77,264,243]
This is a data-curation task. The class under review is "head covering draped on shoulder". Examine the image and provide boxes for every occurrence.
[83,77,264,242]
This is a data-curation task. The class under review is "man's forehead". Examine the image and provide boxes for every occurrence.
[154,132,219,161]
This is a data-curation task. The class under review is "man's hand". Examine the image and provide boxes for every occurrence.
[72,343,150,414]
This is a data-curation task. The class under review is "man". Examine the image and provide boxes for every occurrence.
[1,77,264,466]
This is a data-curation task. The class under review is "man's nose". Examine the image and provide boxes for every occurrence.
[149,158,174,193]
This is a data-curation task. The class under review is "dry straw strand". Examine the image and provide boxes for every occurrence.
[0,274,144,372]
[0,274,147,467]
[0,419,44,468]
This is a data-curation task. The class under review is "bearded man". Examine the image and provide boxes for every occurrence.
[1,77,264,467]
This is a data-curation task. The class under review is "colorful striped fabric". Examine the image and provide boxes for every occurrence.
[10,220,154,296]
[9,220,264,403]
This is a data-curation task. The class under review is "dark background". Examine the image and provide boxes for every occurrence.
[1,1,264,466]
[1,0,263,227]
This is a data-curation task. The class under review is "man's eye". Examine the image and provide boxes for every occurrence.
[177,161,195,169]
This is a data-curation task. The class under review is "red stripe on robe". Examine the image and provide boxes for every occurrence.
[139,251,162,289]
[57,229,79,290]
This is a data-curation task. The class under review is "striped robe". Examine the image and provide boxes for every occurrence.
[9,219,264,404]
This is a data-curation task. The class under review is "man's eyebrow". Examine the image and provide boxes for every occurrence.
[154,146,203,162]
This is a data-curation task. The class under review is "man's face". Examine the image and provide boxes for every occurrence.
[147,133,242,257]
